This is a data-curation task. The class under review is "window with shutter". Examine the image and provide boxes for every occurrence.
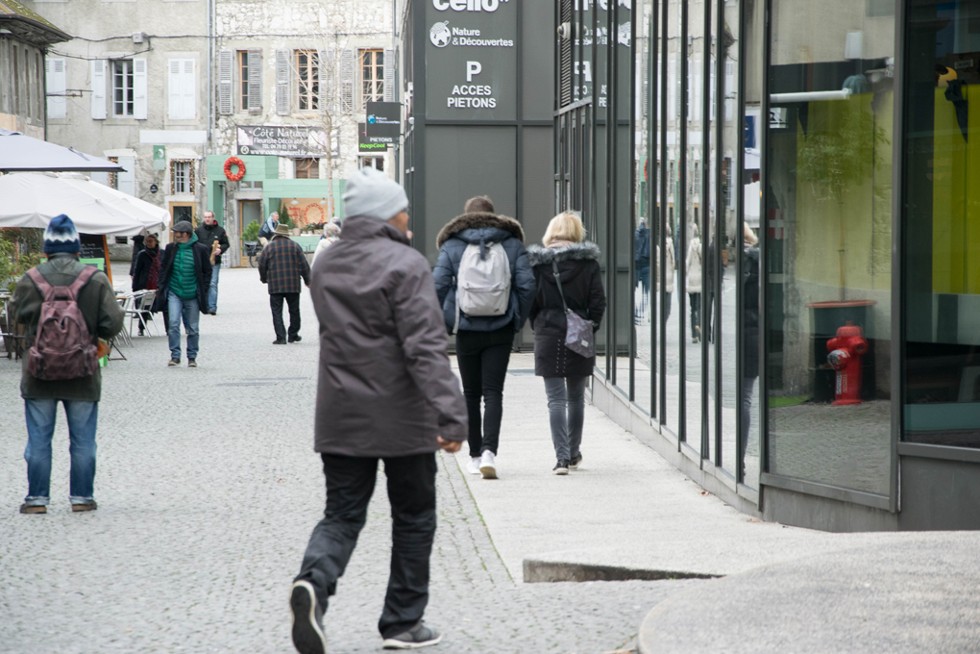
[47,58,67,119]
[111,59,135,117]
[296,49,320,112]
[360,49,384,108]
[218,50,233,115]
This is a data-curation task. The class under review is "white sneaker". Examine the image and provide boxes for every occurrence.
[479,451,497,480]
[466,457,481,475]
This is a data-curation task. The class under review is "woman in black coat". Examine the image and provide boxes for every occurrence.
[527,212,606,475]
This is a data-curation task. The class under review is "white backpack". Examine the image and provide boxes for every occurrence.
[454,241,511,332]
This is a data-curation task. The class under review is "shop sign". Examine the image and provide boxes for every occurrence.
[237,126,328,157]
[364,102,401,144]
[359,122,391,152]
[425,0,517,120]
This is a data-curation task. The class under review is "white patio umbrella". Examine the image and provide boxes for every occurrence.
[0,172,169,236]
[0,129,125,173]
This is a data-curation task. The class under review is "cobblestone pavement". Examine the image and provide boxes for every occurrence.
[0,267,703,654]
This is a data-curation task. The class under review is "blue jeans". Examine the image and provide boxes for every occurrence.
[23,399,99,505]
[207,263,220,313]
[167,291,200,361]
[543,376,588,462]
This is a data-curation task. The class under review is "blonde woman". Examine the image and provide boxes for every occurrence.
[526,212,607,475]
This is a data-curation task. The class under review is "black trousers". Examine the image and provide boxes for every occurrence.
[269,292,300,341]
[455,328,514,458]
[295,452,438,639]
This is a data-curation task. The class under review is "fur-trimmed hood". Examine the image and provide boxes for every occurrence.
[435,211,525,248]
[527,241,601,267]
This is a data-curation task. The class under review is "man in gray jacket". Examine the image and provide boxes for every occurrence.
[290,168,466,654]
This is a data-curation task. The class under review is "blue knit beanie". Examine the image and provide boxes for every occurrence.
[43,214,81,255]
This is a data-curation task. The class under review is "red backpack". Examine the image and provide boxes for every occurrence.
[25,266,100,381]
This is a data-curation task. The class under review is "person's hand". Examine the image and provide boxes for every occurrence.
[437,436,461,453]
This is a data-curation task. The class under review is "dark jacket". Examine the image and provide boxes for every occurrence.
[309,215,467,456]
[195,222,231,265]
[131,245,161,292]
[432,211,535,334]
[152,237,212,313]
[527,242,607,378]
[13,254,124,402]
[258,235,311,294]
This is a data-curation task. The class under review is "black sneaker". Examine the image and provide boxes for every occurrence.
[187,359,197,368]
[553,460,569,475]
[290,580,327,654]
[382,622,442,650]
[289,335,302,343]
[168,358,180,367]
[273,339,287,345]
[569,453,583,470]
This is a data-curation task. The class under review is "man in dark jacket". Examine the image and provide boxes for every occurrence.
[153,220,211,367]
[432,196,535,480]
[289,168,466,654]
[13,214,124,514]
[258,223,310,344]
[195,210,230,315]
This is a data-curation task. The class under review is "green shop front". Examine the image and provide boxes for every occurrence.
[204,154,344,267]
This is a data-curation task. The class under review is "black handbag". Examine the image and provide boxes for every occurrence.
[552,260,595,358]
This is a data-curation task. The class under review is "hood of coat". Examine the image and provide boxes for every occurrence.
[341,214,410,246]
[527,241,601,267]
[435,211,525,248]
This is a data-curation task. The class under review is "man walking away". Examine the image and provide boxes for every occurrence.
[195,210,230,315]
[153,221,212,367]
[258,223,310,344]
[290,168,466,654]
[13,214,124,514]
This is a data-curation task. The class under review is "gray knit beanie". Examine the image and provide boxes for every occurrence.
[342,168,408,221]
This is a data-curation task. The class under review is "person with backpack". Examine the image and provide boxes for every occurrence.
[527,211,606,475]
[152,220,212,367]
[12,214,125,514]
[433,195,535,480]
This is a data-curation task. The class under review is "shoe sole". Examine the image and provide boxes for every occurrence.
[20,505,47,514]
[479,465,497,480]
[71,502,97,512]
[554,468,569,475]
[290,581,327,654]
[381,632,443,649]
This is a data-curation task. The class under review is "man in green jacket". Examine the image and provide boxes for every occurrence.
[154,221,212,367]
[13,214,124,514]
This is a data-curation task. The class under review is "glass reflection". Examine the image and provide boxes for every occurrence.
[765,0,893,495]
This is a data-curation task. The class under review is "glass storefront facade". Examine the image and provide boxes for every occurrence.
[557,0,980,530]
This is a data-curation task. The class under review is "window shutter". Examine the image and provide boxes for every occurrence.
[168,59,195,119]
[318,49,328,112]
[340,49,354,114]
[133,58,148,119]
[383,48,394,101]
[117,156,136,195]
[91,60,107,119]
[218,49,233,115]
[47,58,67,119]
[276,49,290,115]
[247,49,262,113]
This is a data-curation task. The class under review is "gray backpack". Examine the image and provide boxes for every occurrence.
[25,266,99,381]
[454,240,511,332]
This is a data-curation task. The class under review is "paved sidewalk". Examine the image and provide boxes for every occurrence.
[2,266,978,653]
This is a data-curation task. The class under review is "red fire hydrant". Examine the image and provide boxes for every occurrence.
[826,322,868,405]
